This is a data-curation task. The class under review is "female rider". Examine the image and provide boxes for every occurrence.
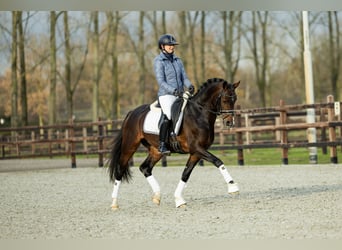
[153,34,195,155]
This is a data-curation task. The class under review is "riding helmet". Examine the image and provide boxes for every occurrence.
[158,34,179,50]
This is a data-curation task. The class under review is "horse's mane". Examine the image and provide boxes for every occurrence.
[192,78,227,98]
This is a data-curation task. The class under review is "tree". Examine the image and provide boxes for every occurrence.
[11,11,18,128]
[106,11,120,119]
[60,11,89,121]
[327,11,340,100]
[137,11,147,104]
[92,11,100,122]
[244,11,270,107]
[220,11,242,83]
[187,11,200,84]
[200,11,206,83]
[63,11,72,120]
[17,11,28,126]
[177,11,188,68]
[48,11,58,125]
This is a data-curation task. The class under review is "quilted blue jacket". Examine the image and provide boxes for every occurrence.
[153,52,192,97]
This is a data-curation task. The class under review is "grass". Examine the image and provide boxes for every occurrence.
[26,146,341,167]
[130,147,341,167]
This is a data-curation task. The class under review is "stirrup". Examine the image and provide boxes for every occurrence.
[159,143,171,156]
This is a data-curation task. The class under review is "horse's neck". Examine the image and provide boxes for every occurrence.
[193,87,220,113]
[187,97,217,127]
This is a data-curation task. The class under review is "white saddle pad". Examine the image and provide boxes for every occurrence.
[143,100,184,135]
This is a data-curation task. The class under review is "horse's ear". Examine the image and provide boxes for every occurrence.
[233,81,240,89]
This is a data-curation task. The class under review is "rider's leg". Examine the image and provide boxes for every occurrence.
[158,115,171,155]
[158,95,177,155]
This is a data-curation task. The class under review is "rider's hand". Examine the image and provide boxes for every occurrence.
[188,85,195,95]
[173,89,180,96]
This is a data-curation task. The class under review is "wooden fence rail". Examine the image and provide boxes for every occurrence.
[1,95,342,167]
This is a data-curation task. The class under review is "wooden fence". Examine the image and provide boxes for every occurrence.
[1,95,342,167]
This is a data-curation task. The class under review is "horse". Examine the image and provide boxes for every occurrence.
[108,78,240,209]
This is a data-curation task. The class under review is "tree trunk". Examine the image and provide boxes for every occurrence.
[177,11,188,68]
[63,11,73,121]
[17,11,28,126]
[161,11,166,34]
[49,11,57,125]
[250,11,269,107]
[138,11,146,105]
[92,11,100,122]
[107,11,120,119]
[188,11,199,84]
[11,11,18,128]
[200,11,206,83]
[328,11,340,100]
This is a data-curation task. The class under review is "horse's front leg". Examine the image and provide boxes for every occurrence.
[174,154,201,208]
[201,150,239,194]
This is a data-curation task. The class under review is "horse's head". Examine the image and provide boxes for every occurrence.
[218,80,240,128]
[192,78,240,127]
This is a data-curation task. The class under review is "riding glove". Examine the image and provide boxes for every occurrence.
[173,89,181,96]
[188,85,195,94]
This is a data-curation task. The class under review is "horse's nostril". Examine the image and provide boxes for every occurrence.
[224,120,234,128]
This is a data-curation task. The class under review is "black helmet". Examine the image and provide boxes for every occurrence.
[158,34,179,50]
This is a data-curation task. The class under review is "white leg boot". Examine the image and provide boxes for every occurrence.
[111,180,121,210]
[174,180,187,208]
[146,175,161,205]
[219,165,239,194]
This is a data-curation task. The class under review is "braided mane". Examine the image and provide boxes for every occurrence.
[192,78,228,98]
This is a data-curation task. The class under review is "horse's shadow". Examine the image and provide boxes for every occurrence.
[190,183,342,205]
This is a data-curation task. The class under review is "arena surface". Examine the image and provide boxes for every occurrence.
[1,159,342,239]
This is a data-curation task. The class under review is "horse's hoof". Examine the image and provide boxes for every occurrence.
[228,182,239,194]
[152,192,161,205]
[111,205,119,210]
[175,197,187,208]
[111,199,119,210]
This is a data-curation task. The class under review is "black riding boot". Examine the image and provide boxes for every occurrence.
[159,117,171,155]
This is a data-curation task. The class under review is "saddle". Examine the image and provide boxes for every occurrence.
[143,92,191,152]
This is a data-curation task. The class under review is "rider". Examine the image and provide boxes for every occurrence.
[153,34,195,155]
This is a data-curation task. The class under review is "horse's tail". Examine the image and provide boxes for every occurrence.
[108,113,133,183]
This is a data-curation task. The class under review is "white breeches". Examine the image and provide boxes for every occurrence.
[159,95,177,120]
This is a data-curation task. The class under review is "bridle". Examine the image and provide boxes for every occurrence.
[182,87,237,127]
[213,90,237,116]
[184,87,237,120]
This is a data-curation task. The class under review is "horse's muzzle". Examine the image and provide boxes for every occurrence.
[223,115,235,128]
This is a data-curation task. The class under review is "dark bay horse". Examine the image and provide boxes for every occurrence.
[108,78,240,209]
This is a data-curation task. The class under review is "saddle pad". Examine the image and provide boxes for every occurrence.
[143,108,162,135]
[143,100,184,135]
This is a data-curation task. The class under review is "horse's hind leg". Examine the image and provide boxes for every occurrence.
[139,147,163,205]
[111,180,121,210]
[111,136,142,210]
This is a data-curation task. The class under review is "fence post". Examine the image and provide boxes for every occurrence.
[31,131,35,154]
[327,95,338,164]
[65,130,69,152]
[320,108,327,155]
[69,118,76,168]
[15,132,20,157]
[279,100,288,165]
[98,117,104,167]
[236,105,244,166]
[245,114,251,153]
[82,127,88,152]
[162,155,167,167]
